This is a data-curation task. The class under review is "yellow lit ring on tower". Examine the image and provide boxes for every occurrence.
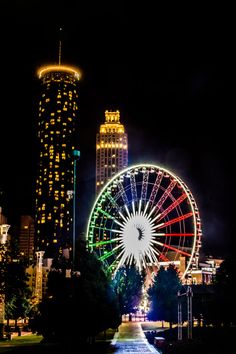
[37,65,80,80]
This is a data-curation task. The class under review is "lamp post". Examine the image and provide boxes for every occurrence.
[177,290,183,340]
[187,286,193,340]
[177,286,193,340]
[72,149,80,270]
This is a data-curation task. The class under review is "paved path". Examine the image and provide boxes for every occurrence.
[110,322,160,353]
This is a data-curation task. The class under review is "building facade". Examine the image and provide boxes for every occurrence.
[18,215,35,262]
[35,65,80,257]
[96,110,128,195]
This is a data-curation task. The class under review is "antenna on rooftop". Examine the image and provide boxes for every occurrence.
[59,27,63,65]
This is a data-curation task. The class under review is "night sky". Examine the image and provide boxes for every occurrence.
[0,1,234,259]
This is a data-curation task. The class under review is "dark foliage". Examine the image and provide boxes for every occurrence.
[31,240,121,343]
[147,264,182,327]
[112,263,144,315]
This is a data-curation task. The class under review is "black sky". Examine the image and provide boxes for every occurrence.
[0,1,234,258]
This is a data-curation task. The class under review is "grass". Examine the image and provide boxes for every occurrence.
[141,321,169,332]
[95,328,117,341]
[0,329,117,354]
[0,334,43,353]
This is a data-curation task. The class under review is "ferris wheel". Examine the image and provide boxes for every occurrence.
[86,164,202,279]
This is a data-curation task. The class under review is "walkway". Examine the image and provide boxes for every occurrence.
[110,322,160,353]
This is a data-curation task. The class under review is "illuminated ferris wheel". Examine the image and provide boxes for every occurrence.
[86,164,202,279]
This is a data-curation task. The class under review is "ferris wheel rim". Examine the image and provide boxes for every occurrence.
[86,163,202,279]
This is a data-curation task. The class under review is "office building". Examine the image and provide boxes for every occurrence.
[35,64,80,257]
[18,215,35,262]
[96,110,128,194]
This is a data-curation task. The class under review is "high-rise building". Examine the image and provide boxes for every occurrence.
[19,215,35,262]
[96,110,128,195]
[35,65,80,257]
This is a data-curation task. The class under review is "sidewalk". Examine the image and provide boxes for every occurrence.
[111,322,160,353]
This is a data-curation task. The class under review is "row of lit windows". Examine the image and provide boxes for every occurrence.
[39,101,74,108]
[38,170,65,176]
[37,185,67,195]
[42,144,67,150]
[97,136,126,142]
[40,134,68,142]
[43,119,71,129]
[96,143,128,149]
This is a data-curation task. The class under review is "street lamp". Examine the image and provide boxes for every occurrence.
[72,149,80,270]
[177,286,193,340]
[187,286,193,339]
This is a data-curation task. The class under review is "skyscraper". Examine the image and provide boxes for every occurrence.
[35,65,80,257]
[19,215,35,262]
[96,110,128,195]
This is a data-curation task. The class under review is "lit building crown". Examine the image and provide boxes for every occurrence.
[96,110,128,195]
[37,65,80,80]
[100,110,124,134]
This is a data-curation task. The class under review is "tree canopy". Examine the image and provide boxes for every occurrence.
[112,264,144,315]
[31,241,121,343]
[147,264,182,327]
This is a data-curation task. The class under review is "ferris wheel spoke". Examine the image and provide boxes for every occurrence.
[141,170,149,201]
[96,208,115,219]
[138,199,142,215]
[137,257,142,271]
[113,218,125,228]
[151,233,166,236]
[124,204,131,218]
[165,233,194,237]
[107,259,119,272]
[157,193,187,221]
[148,179,177,219]
[106,193,120,211]
[152,232,194,237]
[153,240,191,257]
[116,250,129,271]
[132,200,136,216]
[155,212,193,229]
[112,242,125,252]
[99,248,119,262]
[117,181,129,205]
[146,248,158,264]
[130,172,138,202]
[143,200,149,216]
[119,210,128,222]
[93,225,123,234]
[89,237,122,247]
[128,253,134,266]
[148,171,163,209]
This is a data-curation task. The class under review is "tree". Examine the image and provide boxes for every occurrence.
[208,257,236,326]
[4,261,32,329]
[31,240,121,344]
[1,238,32,330]
[112,263,144,316]
[147,264,182,328]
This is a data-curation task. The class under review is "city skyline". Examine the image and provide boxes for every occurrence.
[0,1,233,259]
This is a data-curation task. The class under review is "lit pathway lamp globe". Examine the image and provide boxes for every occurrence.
[72,149,80,269]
